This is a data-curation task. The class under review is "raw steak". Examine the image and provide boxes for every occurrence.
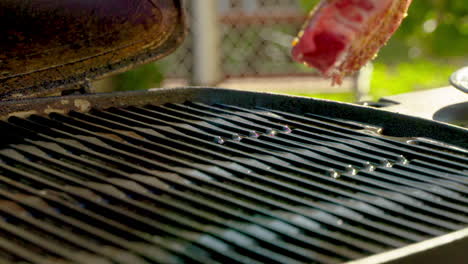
[292,0,412,84]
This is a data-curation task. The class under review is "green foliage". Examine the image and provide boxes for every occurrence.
[287,59,457,102]
[291,92,354,102]
[300,0,468,60]
[373,1,467,99]
[299,0,320,11]
[380,0,468,59]
[113,63,165,91]
[370,59,458,99]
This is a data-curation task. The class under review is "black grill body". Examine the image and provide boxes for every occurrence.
[0,88,467,264]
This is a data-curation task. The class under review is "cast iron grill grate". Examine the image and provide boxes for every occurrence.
[0,101,467,264]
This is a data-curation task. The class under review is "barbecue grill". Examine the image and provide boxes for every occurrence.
[0,1,467,264]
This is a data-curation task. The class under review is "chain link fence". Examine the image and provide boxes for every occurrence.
[157,0,316,81]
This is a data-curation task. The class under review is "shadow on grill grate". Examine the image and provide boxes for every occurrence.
[0,101,467,264]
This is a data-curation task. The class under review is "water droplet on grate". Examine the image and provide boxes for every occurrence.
[364,162,376,172]
[249,131,260,138]
[265,129,277,136]
[232,134,242,141]
[213,136,225,144]
[380,159,393,168]
[282,126,292,133]
[345,165,358,175]
[328,169,341,179]
[397,155,409,165]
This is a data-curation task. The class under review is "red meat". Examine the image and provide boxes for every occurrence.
[292,0,412,84]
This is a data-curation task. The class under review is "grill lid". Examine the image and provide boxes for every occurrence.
[0,0,186,100]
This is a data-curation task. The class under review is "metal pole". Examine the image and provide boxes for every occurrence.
[353,62,374,102]
[191,0,221,86]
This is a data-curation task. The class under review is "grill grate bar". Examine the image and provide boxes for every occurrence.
[162,103,279,135]
[370,167,468,202]
[184,102,462,173]
[52,112,445,239]
[0,156,266,264]
[237,106,468,170]
[168,102,467,185]
[0,235,47,264]
[408,139,468,158]
[166,105,468,210]
[1,144,274,264]
[166,103,440,192]
[109,108,468,213]
[165,103,401,164]
[0,203,125,263]
[0,177,199,264]
[1,124,356,264]
[61,114,468,237]
[410,160,468,178]
[346,171,468,215]
[0,216,89,264]
[12,144,361,262]
[0,99,466,264]
[2,148,336,264]
[30,117,398,258]
[0,175,213,264]
[0,168,200,263]
[0,256,16,264]
[20,139,372,255]
[77,109,467,232]
[5,117,400,256]
[129,107,373,176]
[219,141,467,227]
[389,164,468,189]
[303,114,468,163]
[98,109,464,225]
[140,105,261,138]
[54,111,454,239]
[194,102,467,170]
[84,111,468,231]
[278,108,468,166]
[290,127,468,180]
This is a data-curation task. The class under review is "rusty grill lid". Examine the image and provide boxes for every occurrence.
[0,0,186,100]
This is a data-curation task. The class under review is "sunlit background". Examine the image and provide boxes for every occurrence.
[95,0,468,103]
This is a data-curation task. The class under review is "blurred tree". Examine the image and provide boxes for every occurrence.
[392,0,468,58]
